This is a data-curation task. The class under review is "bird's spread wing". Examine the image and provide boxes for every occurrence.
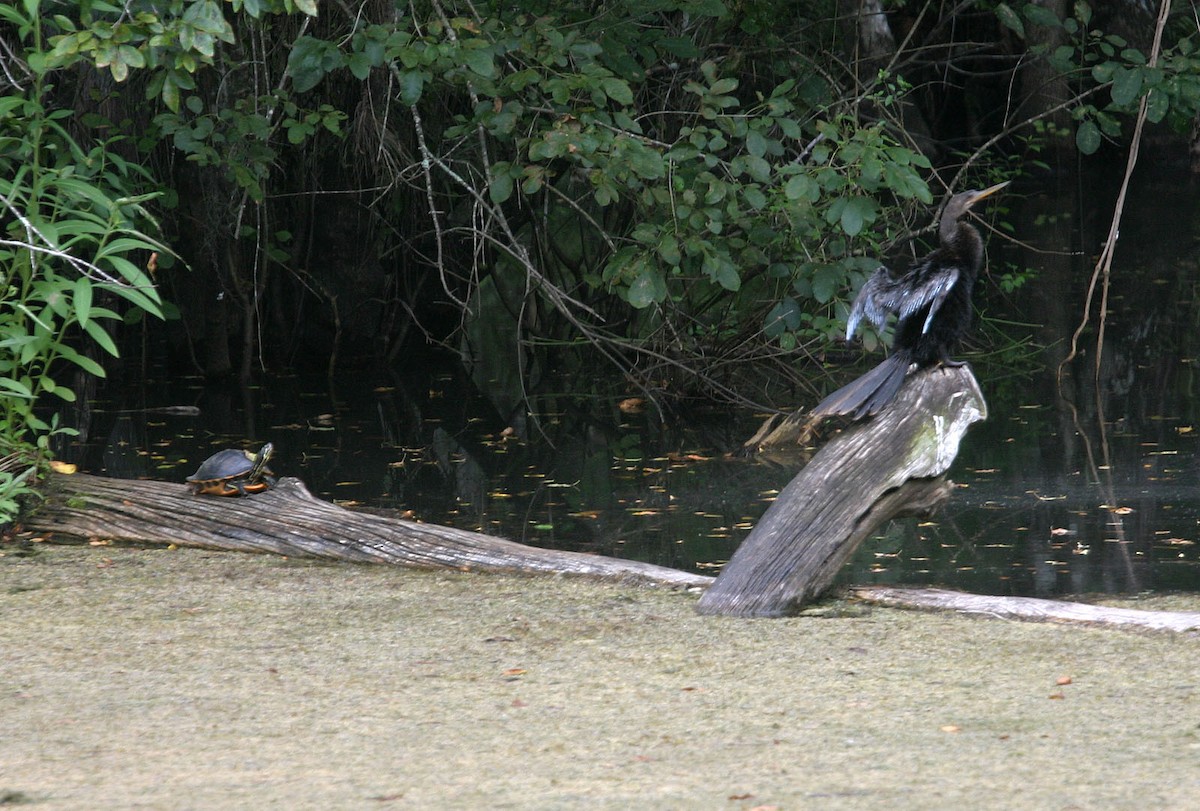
[846,264,959,339]
[845,267,899,339]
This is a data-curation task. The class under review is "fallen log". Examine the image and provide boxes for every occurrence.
[19,472,1200,633]
[850,586,1200,634]
[697,365,986,617]
[23,473,712,590]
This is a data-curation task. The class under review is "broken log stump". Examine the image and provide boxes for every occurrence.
[24,473,712,590]
[697,365,986,617]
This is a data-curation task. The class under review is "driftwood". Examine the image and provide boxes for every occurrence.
[851,586,1200,634]
[24,473,711,590]
[19,470,1200,633]
[697,365,986,617]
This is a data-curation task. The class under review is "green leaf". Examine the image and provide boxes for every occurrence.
[1075,119,1101,154]
[399,70,425,105]
[56,344,107,377]
[288,36,343,93]
[681,0,728,17]
[1110,67,1142,107]
[784,174,816,202]
[627,144,665,179]
[73,277,93,329]
[489,173,513,204]
[840,198,864,236]
[104,283,164,319]
[1023,4,1062,28]
[995,3,1025,38]
[702,251,740,291]
[745,128,767,158]
[1074,0,1092,26]
[462,47,495,79]
[600,77,634,106]
[764,297,802,337]
[658,235,681,266]
[627,266,665,308]
[742,155,771,183]
[0,378,34,399]
[348,52,372,80]
[83,318,120,358]
[709,77,738,95]
[1145,88,1167,124]
[812,266,841,304]
[293,0,319,15]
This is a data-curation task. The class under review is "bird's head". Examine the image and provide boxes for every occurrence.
[945,180,1010,221]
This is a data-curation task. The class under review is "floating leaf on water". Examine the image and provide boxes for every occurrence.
[49,460,77,474]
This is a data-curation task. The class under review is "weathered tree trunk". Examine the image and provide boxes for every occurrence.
[20,467,1200,633]
[24,474,711,590]
[851,586,1200,633]
[697,365,986,617]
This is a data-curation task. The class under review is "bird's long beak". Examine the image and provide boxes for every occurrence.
[965,180,1010,207]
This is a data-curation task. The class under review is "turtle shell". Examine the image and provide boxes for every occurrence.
[187,443,275,496]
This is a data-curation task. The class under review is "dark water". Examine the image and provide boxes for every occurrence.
[63,163,1200,598]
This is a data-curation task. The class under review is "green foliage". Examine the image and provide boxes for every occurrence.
[999,1,1200,155]
[260,2,934,353]
[0,448,41,523]
[0,0,167,517]
[153,94,345,200]
[21,0,1200,418]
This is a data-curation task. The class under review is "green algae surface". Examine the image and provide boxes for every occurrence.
[2,545,1198,809]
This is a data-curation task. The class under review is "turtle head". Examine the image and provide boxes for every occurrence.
[250,442,274,476]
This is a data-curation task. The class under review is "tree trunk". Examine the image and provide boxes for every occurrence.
[24,474,711,590]
[851,586,1200,633]
[21,468,1200,633]
[697,365,986,617]
[837,0,937,158]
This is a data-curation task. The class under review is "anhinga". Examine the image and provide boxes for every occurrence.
[810,180,1009,420]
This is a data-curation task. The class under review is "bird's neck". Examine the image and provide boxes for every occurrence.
[942,221,984,276]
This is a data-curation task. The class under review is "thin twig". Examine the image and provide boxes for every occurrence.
[1056,0,1171,393]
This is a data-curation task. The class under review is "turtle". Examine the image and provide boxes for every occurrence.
[186,443,276,496]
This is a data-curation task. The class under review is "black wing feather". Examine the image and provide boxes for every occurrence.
[846,262,960,340]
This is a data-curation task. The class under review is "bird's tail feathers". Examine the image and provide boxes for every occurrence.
[809,354,911,420]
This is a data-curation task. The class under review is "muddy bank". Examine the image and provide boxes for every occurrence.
[2,544,1198,809]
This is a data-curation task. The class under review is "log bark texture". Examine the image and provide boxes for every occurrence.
[697,365,986,617]
[25,474,712,590]
[851,587,1200,634]
[20,469,1200,634]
